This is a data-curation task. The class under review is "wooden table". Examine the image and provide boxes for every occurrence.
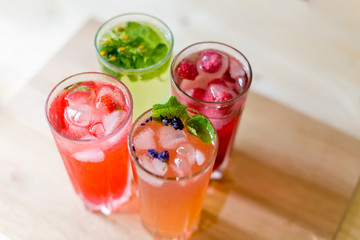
[0,19,359,240]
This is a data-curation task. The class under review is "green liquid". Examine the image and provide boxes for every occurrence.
[97,21,172,118]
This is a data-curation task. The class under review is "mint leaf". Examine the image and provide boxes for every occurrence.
[69,86,92,93]
[128,74,138,82]
[135,55,146,68]
[145,25,161,48]
[152,96,215,144]
[64,82,82,90]
[152,43,168,62]
[125,22,144,39]
[153,96,189,123]
[185,115,215,144]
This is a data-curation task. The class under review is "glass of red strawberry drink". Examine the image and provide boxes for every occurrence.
[171,42,252,179]
[45,72,133,215]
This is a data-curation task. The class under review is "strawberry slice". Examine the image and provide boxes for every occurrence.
[96,94,119,112]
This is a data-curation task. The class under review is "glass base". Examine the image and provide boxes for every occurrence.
[82,178,132,215]
[211,154,230,180]
[151,226,197,240]
[142,217,199,240]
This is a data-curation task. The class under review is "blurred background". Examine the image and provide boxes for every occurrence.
[1,0,359,140]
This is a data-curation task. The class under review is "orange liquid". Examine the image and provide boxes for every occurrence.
[131,115,216,238]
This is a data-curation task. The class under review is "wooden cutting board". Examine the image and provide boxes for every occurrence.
[1,19,359,240]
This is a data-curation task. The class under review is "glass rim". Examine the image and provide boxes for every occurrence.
[170,41,253,105]
[127,107,219,181]
[45,71,133,143]
[94,12,174,74]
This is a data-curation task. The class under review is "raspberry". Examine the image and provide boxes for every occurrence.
[186,88,206,101]
[177,61,198,80]
[199,50,222,73]
[208,78,227,86]
[204,81,236,102]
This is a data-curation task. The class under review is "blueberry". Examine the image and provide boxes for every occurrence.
[158,150,169,162]
[171,117,184,130]
[147,149,158,159]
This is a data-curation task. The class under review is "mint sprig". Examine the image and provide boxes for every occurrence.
[99,21,169,71]
[186,115,215,144]
[152,96,215,144]
[153,96,190,123]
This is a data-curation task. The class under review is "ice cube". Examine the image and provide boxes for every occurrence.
[158,126,187,149]
[170,157,191,178]
[176,143,196,165]
[73,149,105,163]
[229,58,246,80]
[152,158,168,176]
[208,117,231,130]
[185,88,206,101]
[196,51,229,80]
[97,85,113,97]
[64,105,93,127]
[62,124,90,139]
[138,154,167,176]
[102,110,127,135]
[65,86,96,106]
[133,127,156,150]
[203,81,237,103]
[138,155,163,187]
[89,122,105,138]
[195,150,205,166]
[97,85,126,109]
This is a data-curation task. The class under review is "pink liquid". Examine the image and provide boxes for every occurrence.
[47,79,132,214]
[172,47,250,177]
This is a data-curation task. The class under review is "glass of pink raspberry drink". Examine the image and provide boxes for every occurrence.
[171,42,252,179]
[128,96,218,239]
[45,72,133,215]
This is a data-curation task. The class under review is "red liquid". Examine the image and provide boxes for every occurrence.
[47,80,132,214]
[172,47,250,177]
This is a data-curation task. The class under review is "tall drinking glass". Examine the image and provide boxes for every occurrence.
[171,42,252,179]
[128,107,218,239]
[94,13,174,118]
[45,72,133,215]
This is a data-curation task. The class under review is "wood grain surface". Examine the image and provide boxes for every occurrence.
[0,19,359,240]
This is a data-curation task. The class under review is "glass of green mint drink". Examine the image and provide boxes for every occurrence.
[95,13,174,118]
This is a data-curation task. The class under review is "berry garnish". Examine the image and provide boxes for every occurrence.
[152,96,215,144]
[187,88,206,101]
[208,78,227,86]
[178,61,198,80]
[158,150,169,162]
[96,94,119,112]
[204,81,235,102]
[160,116,184,130]
[199,50,222,73]
[147,149,158,159]
[146,149,169,163]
